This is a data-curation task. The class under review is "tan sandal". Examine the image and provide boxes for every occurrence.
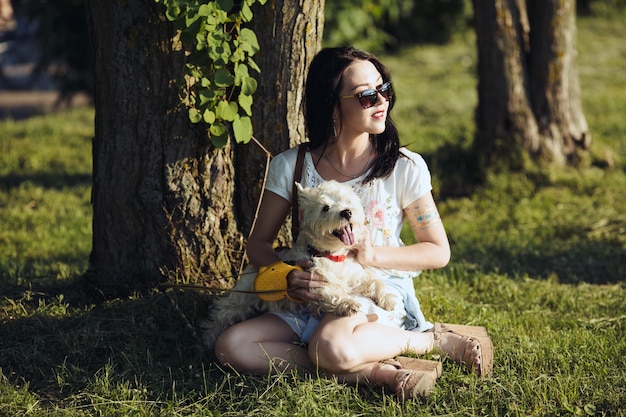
[431,322,493,377]
[380,357,442,400]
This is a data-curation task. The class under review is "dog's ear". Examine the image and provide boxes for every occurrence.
[295,182,313,203]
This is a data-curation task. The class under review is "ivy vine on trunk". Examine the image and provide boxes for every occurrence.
[156,0,266,146]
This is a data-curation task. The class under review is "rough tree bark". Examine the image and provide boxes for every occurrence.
[472,0,590,168]
[236,0,325,244]
[83,0,324,298]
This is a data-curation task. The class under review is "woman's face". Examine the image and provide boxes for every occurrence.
[337,60,389,138]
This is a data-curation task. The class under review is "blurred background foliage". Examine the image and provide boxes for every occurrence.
[323,0,470,52]
[2,0,91,99]
[324,0,626,52]
[2,0,625,98]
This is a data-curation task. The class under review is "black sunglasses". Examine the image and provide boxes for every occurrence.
[340,81,393,109]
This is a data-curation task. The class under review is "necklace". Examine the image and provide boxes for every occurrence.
[324,145,374,179]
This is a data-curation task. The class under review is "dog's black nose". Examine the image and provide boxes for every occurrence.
[340,209,352,220]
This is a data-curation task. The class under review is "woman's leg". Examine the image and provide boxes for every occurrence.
[308,313,434,373]
[215,313,312,374]
[309,314,484,375]
[215,313,440,399]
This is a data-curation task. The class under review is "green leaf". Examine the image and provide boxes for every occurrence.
[234,63,250,85]
[238,93,253,116]
[214,69,234,87]
[207,36,232,64]
[203,14,219,32]
[233,115,253,144]
[185,6,201,27]
[216,100,238,122]
[240,3,253,22]
[241,76,258,96]
[203,109,216,123]
[195,32,208,50]
[239,28,260,55]
[188,108,202,123]
[209,122,227,137]
[184,63,202,78]
[165,3,181,21]
[247,57,261,73]
[209,121,229,148]
[199,90,214,106]
[231,47,245,63]
[211,133,229,148]
[216,0,235,12]
[198,3,215,17]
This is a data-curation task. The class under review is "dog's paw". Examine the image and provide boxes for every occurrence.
[334,299,362,317]
[376,293,397,311]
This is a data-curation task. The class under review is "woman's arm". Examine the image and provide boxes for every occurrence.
[246,190,322,301]
[246,191,292,268]
[353,192,450,271]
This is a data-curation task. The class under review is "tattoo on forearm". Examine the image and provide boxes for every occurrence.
[407,202,442,230]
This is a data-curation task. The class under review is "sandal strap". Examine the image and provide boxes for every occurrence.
[432,322,493,376]
[394,366,439,400]
[378,357,442,400]
[379,358,402,369]
[396,356,442,378]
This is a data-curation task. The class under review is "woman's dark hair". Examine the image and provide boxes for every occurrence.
[304,47,402,182]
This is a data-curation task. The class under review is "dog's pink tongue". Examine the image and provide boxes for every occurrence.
[340,226,355,246]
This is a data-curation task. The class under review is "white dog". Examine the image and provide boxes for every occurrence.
[201,180,396,349]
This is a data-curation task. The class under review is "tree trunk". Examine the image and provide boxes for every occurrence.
[472,0,590,168]
[84,0,324,298]
[236,0,325,244]
[527,0,590,164]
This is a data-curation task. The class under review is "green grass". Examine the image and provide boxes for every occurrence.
[1,13,626,417]
[0,108,93,288]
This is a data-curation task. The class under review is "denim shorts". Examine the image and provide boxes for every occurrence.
[270,275,433,344]
[271,309,321,344]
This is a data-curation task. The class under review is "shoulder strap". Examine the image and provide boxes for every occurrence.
[291,144,307,243]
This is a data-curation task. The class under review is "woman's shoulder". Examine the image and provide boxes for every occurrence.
[272,145,304,165]
[397,147,428,170]
[270,146,301,170]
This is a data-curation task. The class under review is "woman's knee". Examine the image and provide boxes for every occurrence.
[214,314,303,373]
[308,331,361,373]
[214,326,247,369]
[308,313,370,372]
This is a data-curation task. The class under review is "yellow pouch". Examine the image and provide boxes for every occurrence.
[254,261,303,302]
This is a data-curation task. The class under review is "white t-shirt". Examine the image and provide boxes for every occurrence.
[266,146,433,280]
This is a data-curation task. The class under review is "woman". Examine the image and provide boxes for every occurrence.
[215,47,493,399]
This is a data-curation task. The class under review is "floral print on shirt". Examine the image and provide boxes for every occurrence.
[365,195,396,244]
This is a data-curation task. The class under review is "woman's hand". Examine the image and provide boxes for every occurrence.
[287,260,323,301]
[352,227,376,266]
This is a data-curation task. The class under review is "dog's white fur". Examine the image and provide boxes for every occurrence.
[201,180,396,349]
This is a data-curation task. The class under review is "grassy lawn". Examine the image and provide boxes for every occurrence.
[1,13,625,417]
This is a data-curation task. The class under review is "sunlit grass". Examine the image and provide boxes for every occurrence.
[0,108,93,288]
[1,11,625,417]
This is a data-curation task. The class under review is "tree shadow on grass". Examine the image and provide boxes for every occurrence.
[451,235,625,285]
[0,285,225,403]
[423,142,626,285]
[1,284,381,412]
[0,172,92,191]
